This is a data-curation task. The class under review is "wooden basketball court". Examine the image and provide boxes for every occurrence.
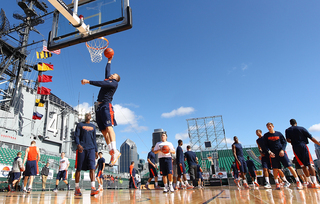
[0,185,319,204]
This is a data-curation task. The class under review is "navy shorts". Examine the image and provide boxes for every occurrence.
[177,163,186,175]
[249,170,256,178]
[25,160,37,176]
[56,170,68,181]
[96,103,117,131]
[149,165,158,178]
[261,155,271,169]
[233,170,239,179]
[271,151,292,169]
[236,157,247,173]
[197,173,203,179]
[159,157,173,176]
[75,149,96,171]
[293,144,313,167]
[96,170,104,178]
[12,172,21,181]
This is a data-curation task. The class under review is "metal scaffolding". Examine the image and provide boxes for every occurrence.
[186,115,227,152]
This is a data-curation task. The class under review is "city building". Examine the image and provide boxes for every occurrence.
[119,139,138,173]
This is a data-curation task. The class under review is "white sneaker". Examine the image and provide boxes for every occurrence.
[169,185,174,192]
[283,182,291,188]
[163,187,168,193]
[264,183,272,189]
[110,150,121,166]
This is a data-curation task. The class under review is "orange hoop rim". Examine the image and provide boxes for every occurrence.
[85,37,109,50]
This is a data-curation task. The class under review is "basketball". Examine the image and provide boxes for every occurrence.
[104,48,114,58]
[161,145,170,154]
[20,167,25,172]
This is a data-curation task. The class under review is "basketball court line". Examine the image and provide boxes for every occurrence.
[202,190,224,204]
[248,189,270,204]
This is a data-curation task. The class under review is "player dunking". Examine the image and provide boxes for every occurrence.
[153,133,175,193]
[74,113,99,196]
[264,122,303,190]
[95,152,105,191]
[81,56,121,166]
[285,119,320,188]
[232,136,250,189]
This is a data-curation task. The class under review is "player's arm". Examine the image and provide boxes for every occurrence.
[311,137,320,147]
[147,158,154,167]
[199,167,203,173]
[102,163,105,172]
[285,129,291,143]
[37,147,40,162]
[93,127,98,159]
[23,148,29,165]
[232,145,240,165]
[74,124,83,153]
[66,159,70,170]
[170,144,175,154]
[153,143,161,154]
[280,133,287,153]
[105,61,111,79]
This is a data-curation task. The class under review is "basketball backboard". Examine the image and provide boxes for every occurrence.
[47,0,132,51]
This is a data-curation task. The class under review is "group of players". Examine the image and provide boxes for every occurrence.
[232,119,320,190]
[144,133,204,193]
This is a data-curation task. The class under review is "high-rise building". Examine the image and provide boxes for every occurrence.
[315,143,320,160]
[152,128,166,163]
[119,139,138,173]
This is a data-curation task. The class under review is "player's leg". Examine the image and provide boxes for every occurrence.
[87,149,99,196]
[74,149,85,196]
[239,159,250,189]
[23,176,29,192]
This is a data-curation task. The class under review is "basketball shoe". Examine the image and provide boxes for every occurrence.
[283,182,290,188]
[144,184,150,190]
[264,183,272,189]
[163,187,168,193]
[90,187,99,196]
[179,184,186,190]
[74,188,82,196]
[169,185,174,192]
[296,181,303,190]
[110,150,121,166]
[254,181,260,187]
[275,183,281,190]
[243,183,251,189]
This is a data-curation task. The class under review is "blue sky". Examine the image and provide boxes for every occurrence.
[3,0,320,162]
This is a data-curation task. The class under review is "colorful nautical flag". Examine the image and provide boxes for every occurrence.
[35,99,45,107]
[38,74,52,83]
[32,112,43,120]
[37,87,51,95]
[36,51,52,59]
[36,63,54,71]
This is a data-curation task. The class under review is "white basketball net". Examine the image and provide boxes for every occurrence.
[86,37,109,63]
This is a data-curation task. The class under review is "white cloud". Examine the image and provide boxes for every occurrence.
[309,123,320,132]
[114,104,148,133]
[74,102,94,120]
[225,138,234,144]
[241,63,248,71]
[175,131,189,140]
[161,106,195,118]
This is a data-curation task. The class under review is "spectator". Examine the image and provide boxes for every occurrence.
[40,162,50,191]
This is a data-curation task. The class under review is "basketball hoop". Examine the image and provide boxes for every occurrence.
[86,37,109,63]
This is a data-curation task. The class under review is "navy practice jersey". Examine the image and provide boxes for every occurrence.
[232,143,244,158]
[74,122,97,152]
[285,126,313,146]
[89,63,118,103]
[176,146,184,164]
[246,159,256,171]
[147,151,156,166]
[263,131,287,153]
[97,157,105,171]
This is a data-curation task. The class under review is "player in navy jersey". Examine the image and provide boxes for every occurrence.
[144,146,160,190]
[185,146,198,188]
[196,160,203,188]
[95,152,105,191]
[176,140,193,189]
[264,122,303,190]
[81,56,121,166]
[256,129,272,189]
[230,162,240,187]
[286,119,320,188]
[232,136,250,189]
[74,113,99,196]
[246,156,259,187]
